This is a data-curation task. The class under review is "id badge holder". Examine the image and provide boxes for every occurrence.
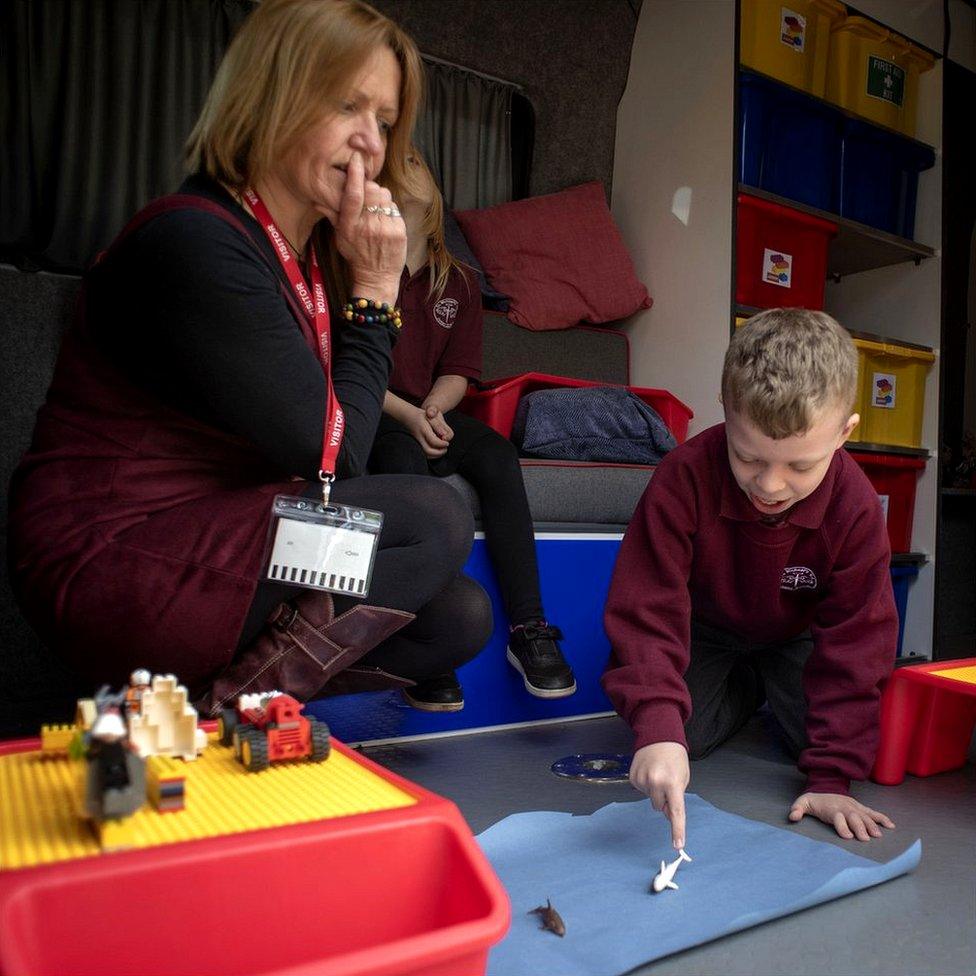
[264,495,383,598]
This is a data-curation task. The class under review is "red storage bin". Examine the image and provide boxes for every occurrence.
[459,371,693,444]
[873,658,976,785]
[736,193,837,310]
[850,451,924,553]
[0,737,510,976]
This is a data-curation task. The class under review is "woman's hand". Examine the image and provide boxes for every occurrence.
[321,151,406,307]
[404,405,450,459]
[789,792,895,841]
[630,742,690,849]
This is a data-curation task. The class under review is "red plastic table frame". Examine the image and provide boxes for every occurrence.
[872,658,976,785]
[0,735,511,976]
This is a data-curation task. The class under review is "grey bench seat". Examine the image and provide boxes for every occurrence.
[446,459,652,527]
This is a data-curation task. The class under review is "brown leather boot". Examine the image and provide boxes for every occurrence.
[198,592,415,717]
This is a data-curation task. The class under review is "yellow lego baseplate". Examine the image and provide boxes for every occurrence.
[0,734,415,871]
[930,665,976,686]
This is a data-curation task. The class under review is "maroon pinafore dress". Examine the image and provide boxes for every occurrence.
[8,196,318,692]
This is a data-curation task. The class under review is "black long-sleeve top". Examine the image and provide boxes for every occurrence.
[86,173,398,481]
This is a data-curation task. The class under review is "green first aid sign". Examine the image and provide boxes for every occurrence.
[867,55,905,106]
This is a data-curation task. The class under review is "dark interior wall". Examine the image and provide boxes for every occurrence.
[369,0,641,199]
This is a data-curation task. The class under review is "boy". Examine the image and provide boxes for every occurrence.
[602,309,898,848]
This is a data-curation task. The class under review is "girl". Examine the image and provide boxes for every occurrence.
[368,149,576,711]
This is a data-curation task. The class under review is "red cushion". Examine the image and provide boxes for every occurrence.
[455,181,652,332]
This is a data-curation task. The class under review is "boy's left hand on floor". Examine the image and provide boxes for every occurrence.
[788,792,895,842]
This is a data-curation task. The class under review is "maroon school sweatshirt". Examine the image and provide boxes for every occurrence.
[389,265,482,405]
[602,423,898,795]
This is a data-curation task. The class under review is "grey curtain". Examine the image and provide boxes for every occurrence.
[0,1,518,272]
[1,0,254,272]
[415,58,515,211]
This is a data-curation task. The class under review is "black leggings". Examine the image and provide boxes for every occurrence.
[238,474,493,680]
[683,619,811,760]
[368,410,544,625]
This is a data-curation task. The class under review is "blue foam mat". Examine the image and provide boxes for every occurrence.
[477,795,921,976]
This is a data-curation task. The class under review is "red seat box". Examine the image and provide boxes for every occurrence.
[850,451,925,553]
[459,371,693,444]
[736,193,837,310]
[873,658,976,785]
[0,738,510,976]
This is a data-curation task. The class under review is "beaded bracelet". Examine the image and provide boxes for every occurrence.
[342,297,403,330]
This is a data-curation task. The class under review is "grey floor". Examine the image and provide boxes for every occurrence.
[359,713,975,976]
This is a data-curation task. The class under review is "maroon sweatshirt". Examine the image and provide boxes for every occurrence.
[602,423,898,795]
[389,264,482,404]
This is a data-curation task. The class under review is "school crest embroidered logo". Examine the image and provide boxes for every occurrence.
[781,566,818,591]
[433,297,459,329]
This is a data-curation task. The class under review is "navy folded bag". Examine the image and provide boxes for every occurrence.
[511,386,676,464]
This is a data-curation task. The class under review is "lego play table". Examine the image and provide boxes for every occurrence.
[0,733,509,976]
[872,658,976,785]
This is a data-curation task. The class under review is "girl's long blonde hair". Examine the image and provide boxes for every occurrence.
[407,147,470,302]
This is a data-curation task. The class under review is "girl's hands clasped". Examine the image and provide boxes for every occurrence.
[404,404,451,459]
[315,151,406,308]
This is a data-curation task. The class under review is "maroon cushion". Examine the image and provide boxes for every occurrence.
[455,181,652,332]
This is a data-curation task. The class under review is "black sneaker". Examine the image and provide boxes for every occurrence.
[402,672,464,712]
[506,621,577,699]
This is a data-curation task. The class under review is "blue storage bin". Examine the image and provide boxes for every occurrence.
[890,564,919,657]
[840,119,935,240]
[739,70,843,212]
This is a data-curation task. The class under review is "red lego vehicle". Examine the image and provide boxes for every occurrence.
[217,692,331,772]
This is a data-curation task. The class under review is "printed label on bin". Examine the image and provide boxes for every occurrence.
[763,249,793,288]
[780,8,806,51]
[878,494,890,523]
[867,56,905,107]
[872,372,897,409]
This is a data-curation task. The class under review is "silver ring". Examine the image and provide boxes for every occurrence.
[365,204,400,218]
[365,204,383,214]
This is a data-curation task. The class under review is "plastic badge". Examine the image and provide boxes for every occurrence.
[265,495,382,598]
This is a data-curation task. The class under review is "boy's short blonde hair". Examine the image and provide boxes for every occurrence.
[722,308,858,439]
[185,0,423,198]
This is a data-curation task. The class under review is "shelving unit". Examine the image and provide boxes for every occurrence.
[613,0,942,663]
[846,441,930,457]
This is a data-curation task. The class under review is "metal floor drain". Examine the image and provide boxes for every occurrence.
[550,753,632,783]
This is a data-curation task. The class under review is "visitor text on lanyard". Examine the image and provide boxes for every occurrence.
[244,187,343,503]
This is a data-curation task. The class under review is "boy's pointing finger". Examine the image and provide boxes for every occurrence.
[665,790,686,850]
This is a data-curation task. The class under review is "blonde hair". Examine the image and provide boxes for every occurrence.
[406,147,468,302]
[185,0,423,205]
[722,308,858,439]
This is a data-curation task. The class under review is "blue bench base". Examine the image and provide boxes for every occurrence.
[307,533,623,742]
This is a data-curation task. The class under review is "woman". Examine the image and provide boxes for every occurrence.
[368,150,576,712]
[8,0,492,713]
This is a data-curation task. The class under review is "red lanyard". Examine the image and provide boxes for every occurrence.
[243,187,344,501]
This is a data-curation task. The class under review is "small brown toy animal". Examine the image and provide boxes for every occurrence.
[529,899,566,937]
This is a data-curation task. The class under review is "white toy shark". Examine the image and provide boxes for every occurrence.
[651,849,692,892]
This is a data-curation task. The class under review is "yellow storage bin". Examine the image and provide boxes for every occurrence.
[740,0,846,97]
[826,16,935,137]
[853,337,935,448]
